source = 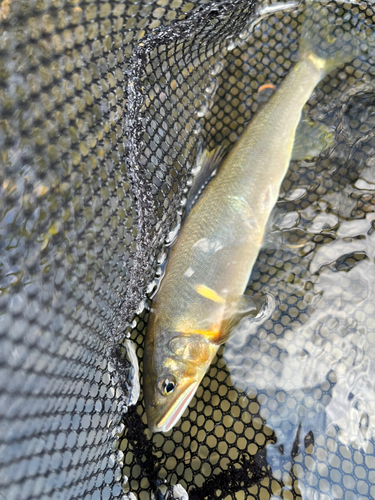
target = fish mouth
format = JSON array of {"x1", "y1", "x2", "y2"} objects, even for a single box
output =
[{"x1": 152, "y1": 382, "x2": 199, "y2": 433}]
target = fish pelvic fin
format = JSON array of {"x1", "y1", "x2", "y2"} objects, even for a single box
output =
[
  {"x1": 227, "y1": 196, "x2": 260, "y2": 232},
  {"x1": 299, "y1": 1, "x2": 367, "y2": 79},
  {"x1": 185, "y1": 146, "x2": 227, "y2": 216}
]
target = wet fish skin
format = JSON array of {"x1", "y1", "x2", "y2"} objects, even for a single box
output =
[{"x1": 143, "y1": 3, "x2": 362, "y2": 433}]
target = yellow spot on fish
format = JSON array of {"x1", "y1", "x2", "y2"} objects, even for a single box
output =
[
  {"x1": 195, "y1": 284, "x2": 226, "y2": 304},
  {"x1": 184, "y1": 323, "x2": 221, "y2": 342},
  {"x1": 306, "y1": 52, "x2": 326, "y2": 71}
]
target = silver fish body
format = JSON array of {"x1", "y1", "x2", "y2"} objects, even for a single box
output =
[{"x1": 143, "y1": 2, "x2": 362, "y2": 433}]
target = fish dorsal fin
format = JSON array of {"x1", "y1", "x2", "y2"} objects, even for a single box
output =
[{"x1": 185, "y1": 146, "x2": 227, "y2": 217}]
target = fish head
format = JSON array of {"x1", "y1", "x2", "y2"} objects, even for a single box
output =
[{"x1": 143, "y1": 318, "x2": 218, "y2": 433}]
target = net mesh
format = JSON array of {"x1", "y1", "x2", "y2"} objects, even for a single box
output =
[{"x1": 1, "y1": 1, "x2": 375, "y2": 500}]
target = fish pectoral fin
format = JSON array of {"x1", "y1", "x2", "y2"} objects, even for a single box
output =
[
  {"x1": 213, "y1": 315, "x2": 242, "y2": 345},
  {"x1": 214, "y1": 311, "x2": 253, "y2": 345},
  {"x1": 216, "y1": 292, "x2": 276, "y2": 346},
  {"x1": 292, "y1": 114, "x2": 334, "y2": 161},
  {"x1": 235, "y1": 293, "x2": 257, "y2": 315},
  {"x1": 213, "y1": 294, "x2": 258, "y2": 346}
]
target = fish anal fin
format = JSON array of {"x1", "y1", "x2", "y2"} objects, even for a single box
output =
[{"x1": 292, "y1": 113, "x2": 334, "y2": 161}]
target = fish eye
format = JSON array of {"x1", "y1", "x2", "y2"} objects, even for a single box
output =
[{"x1": 158, "y1": 377, "x2": 176, "y2": 397}]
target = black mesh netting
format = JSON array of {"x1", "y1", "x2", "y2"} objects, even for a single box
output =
[{"x1": 2, "y1": 0, "x2": 375, "y2": 499}]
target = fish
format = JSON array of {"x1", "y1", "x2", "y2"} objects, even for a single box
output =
[{"x1": 143, "y1": 1, "x2": 364, "y2": 433}]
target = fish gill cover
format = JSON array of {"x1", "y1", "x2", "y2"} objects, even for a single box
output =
[{"x1": 1, "y1": 1, "x2": 375, "y2": 500}]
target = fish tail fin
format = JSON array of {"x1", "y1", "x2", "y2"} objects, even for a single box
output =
[{"x1": 299, "y1": 1, "x2": 366, "y2": 79}]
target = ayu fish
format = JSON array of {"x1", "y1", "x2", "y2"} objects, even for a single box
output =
[{"x1": 143, "y1": 1, "x2": 363, "y2": 432}]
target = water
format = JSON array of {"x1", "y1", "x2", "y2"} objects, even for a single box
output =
[
  {"x1": 222, "y1": 7, "x2": 375, "y2": 495},
  {"x1": 122, "y1": 339, "x2": 141, "y2": 407},
  {"x1": 123, "y1": 1, "x2": 375, "y2": 499}
]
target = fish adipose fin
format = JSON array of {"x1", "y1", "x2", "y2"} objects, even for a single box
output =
[{"x1": 300, "y1": 1, "x2": 363, "y2": 80}]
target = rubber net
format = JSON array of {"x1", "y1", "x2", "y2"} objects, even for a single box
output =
[{"x1": 1, "y1": 1, "x2": 375, "y2": 500}]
